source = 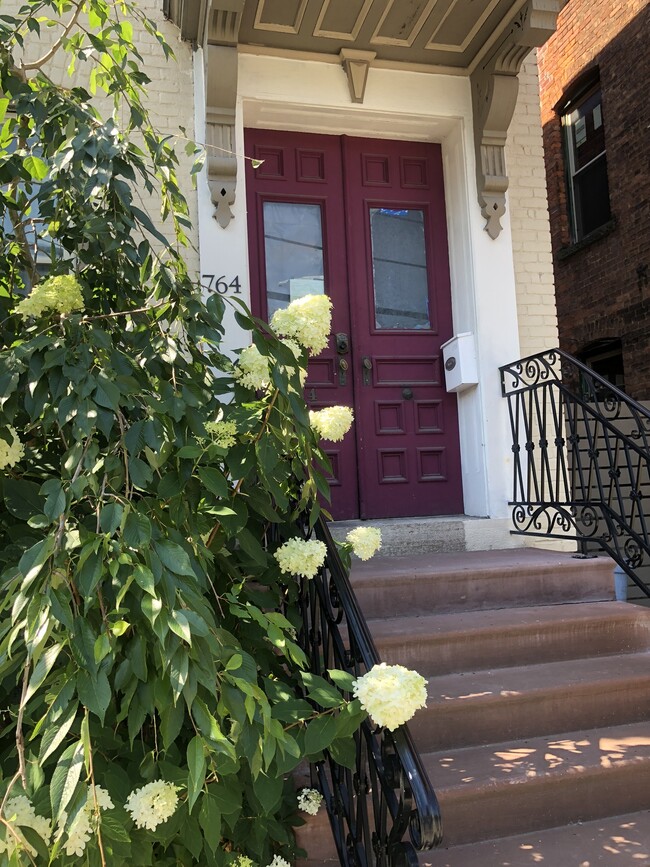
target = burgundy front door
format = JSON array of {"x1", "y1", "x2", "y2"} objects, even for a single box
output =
[{"x1": 245, "y1": 129, "x2": 463, "y2": 520}]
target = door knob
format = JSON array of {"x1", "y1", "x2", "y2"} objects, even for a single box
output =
[
  {"x1": 338, "y1": 357, "x2": 348, "y2": 386},
  {"x1": 362, "y1": 356, "x2": 372, "y2": 386}
]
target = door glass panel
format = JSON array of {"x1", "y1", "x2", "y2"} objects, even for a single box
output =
[
  {"x1": 369, "y1": 208, "x2": 430, "y2": 330},
  {"x1": 262, "y1": 201, "x2": 325, "y2": 316}
]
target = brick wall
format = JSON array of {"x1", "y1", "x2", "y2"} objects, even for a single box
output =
[
  {"x1": 6, "y1": 0, "x2": 199, "y2": 275},
  {"x1": 506, "y1": 51, "x2": 558, "y2": 359},
  {"x1": 538, "y1": 1, "x2": 650, "y2": 399}
]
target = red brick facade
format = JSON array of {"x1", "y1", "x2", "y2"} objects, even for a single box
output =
[{"x1": 538, "y1": 1, "x2": 650, "y2": 399}]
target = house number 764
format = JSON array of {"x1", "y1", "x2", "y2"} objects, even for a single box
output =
[{"x1": 202, "y1": 274, "x2": 242, "y2": 295}]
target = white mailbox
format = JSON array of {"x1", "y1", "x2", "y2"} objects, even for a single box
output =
[{"x1": 441, "y1": 332, "x2": 478, "y2": 393}]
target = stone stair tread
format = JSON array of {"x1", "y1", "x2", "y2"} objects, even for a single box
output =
[
  {"x1": 425, "y1": 650, "x2": 650, "y2": 705},
  {"x1": 351, "y1": 548, "x2": 611, "y2": 586},
  {"x1": 425, "y1": 719, "x2": 650, "y2": 795},
  {"x1": 433, "y1": 810, "x2": 650, "y2": 866},
  {"x1": 368, "y1": 600, "x2": 645, "y2": 636}
]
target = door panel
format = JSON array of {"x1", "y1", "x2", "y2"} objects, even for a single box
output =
[
  {"x1": 245, "y1": 130, "x2": 463, "y2": 520},
  {"x1": 244, "y1": 130, "x2": 360, "y2": 519}
]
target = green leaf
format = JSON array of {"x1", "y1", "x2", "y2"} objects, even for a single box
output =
[
  {"x1": 169, "y1": 610, "x2": 192, "y2": 645},
  {"x1": 123, "y1": 510, "x2": 152, "y2": 548},
  {"x1": 39, "y1": 700, "x2": 79, "y2": 763},
  {"x1": 41, "y1": 479, "x2": 66, "y2": 521},
  {"x1": 2, "y1": 478, "x2": 44, "y2": 520},
  {"x1": 329, "y1": 735, "x2": 357, "y2": 769},
  {"x1": 100, "y1": 502, "x2": 123, "y2": 534},
  {"x1": 133, "y1": 564, "x2": 156, "y2": 595},
  {"x1": 197, "y1": 466, "x2": 229, "y2": 498},
  {"x1": 50, "y1": 739, "x2": 84, "y2": 823},
  {"x1": 252, "y1": 772, "x2": 283, "y2": 814},
  {"x1": 77, "y1": 669, "x2": 111, "y2": 723},
  {"x1": 187, "y1": 736, "x2": 207, "y2": 811},
  {"x1": 198, "y1": 793, "x2": 222, "y2": 854},
  {"x1": 77, "y1": 548, "x2": 103, "y2": 597},
  {"x1": 327, "y1": 669, "x2": 357, "y2": 693},
  {"x1": 25, "y1": 643, "x2": 62, "y2": 703},
  {"x1": 23, "y1": 154, "x2": 48, "y2": 180},
  {"x1": 304, "y1": 714, "x2": 339, "y2": 756},
  {"x1": 154, "y1": 540, "x2": 195, "y2": 577}
]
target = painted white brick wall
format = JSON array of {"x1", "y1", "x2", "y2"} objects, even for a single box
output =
[
  {"x1": 506, "y1": 51, "x2": 558, "y2": 359},
  {"x1": 6, "y1": 0, "x2": 199, "y2": 275}
]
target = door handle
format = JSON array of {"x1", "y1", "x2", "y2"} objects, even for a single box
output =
[
  {"x1": 362, "y1": 356, "x2": 372, "y2": 386},
  {"x1": 338, "y1": 357, "x2": 348, "y2": 386}
]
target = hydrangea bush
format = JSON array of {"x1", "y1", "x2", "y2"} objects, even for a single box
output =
[{"x1": 0, "y1": 2, "x2": 426, "y2": 864}]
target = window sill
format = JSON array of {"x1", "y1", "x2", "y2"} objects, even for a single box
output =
[{"x1": 557, "y1": 218, "x2": 617, "y2": 261}]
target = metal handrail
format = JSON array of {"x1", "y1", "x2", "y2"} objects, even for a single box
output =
[
  {"x1": 500, "y1": 348, "x2": 650, "y2": 597},
  {"x1": 295, "y1": 517, "x2": 443, "y2": 866}
]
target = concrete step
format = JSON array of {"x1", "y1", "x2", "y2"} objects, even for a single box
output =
[
  {"x1": 351, "y1": 549, "x2": 615, "y2": 618},
  {"x1": 432, "y1": 810, "x2": 650, "y2": 866},
  {"x1": 409, "y1": 651, "x2": 650, "y2": 751},
  {"x1": 368, "y1": 601, "x2": 650, "y2": 674},
  {"x1": 426, "y1": 720, "x2": 650, "y2": 846}
]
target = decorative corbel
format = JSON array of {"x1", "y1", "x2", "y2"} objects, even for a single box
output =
[
  {"x1": 339, "y1": 49, "x2": 376, "y2": 104},
  {"x1": 205, "y1": 45, "x2": 237, "y2": 228},
  {"x1": 201, "y1": 2, "x2": 244, "y2": 228},
  {"x1": 471, "y1": 0, "x2": 564, "y2": 238}
]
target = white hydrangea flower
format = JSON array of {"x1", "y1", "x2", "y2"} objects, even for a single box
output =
[
  {"x1": 205, "y1": 419, "x2": 238, "y2": 448},
  {"x1": 125, "y1": 780, "x2": 179, "y2": 831},
  {"x1": 309, "y1": 406, "x2": 354, "y2": 442},
  {"x1": 235, "y1": 344, "x2": 270, "y2": 391},
  {"x1": 0, "y1": 795, "x2": 52, "y2": 857},
  {"x1": 16, "y1": 274, "x2": 84, "y2": 319},
  {"x1": 270, "y1": 294, "x2": 332, "y2": 356},
  {"x1": 346, "y1": 527, "x2": 382, "y2": 561},
  {"x1": 274, "y1": 538, "x2": 327, "y2": 580},
  {"x1": 297, "y1": 788, "x2": 323, "y2": 816},
  {"x1": 352, "y1": 663, "x2": 427, "y2": 731},
  {"x1": 268, "y1": 856, "x2": 291, "y2": 867},
  {"x1": 63, "y1": 786, "x2": 114, "y2": 857},
  {"x1": 0, "y1": 426, "x2": 24, "y2": 470}
]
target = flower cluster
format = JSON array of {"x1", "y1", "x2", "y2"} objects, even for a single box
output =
[
  {"x1": 0, "y1": 796, "x2": 52, "y2": 857},
  {"x1": 268, "y1": 856, "x2": 291, "y2": 867},
  {"x1": 125, "y1": 780, "x2": 179, "y2": 831},
  {"x1": 63, "y1": 786, "x2": 114, "y2": 857},
  {"x1": 352, "y1": 663, "x2": 427, "y2": 731},
  {"x1": 274, "y1": 537, "x2": 327, "y2": 580},
  {"x1": 232, "y1": 856, "x2": 254, "y2": 867},
  {"x1": 271, "y1": 294, "x2": 332, "y2": 356},
  {"x1": 346, "y1": 526, "x2": 382, "y2": 561},
  {"x1": 309, "y1": 406, "x2": 354, "y2": 442},
  {"x1": 235, "y1": 344, "x2": 270, "y2": 391},
  {"x1": 205, "y1": 419, "x2": 238, "y2": 449},
  {"x1": 0, "y1": 426, "x2": 24, "y2": 470},
  {"x1": 15, "y1": 274, "x2": 84, "y2": 319},
  {"x1": 297, "y1": 788, "x2": 323, "y2": 816}
]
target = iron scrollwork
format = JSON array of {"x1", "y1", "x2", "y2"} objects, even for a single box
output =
[
  {"x1": 500, "y1": 348, "x2": 650, "y2": 598},
  {"x1": 292, "y1": 518, "x2": 442, "y2": 866}
]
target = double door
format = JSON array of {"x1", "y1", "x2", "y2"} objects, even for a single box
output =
[{"x1": 245, "y1": 130, "x2": 462, "y2": 520}]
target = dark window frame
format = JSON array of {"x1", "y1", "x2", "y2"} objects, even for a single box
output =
[{"x1": 559, "y1": 74, "x2": 611, "y2": 243}]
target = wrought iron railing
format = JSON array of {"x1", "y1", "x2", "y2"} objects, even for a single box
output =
[
  {"x1": 500, "y1": 348, "x2": 650, "y2": 597},
  {"x1": 295, "y1": 517, "x2": 442, "y2": 866}
]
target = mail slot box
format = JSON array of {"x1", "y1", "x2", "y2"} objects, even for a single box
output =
[{"x1": 440, "y1": 332, "x2": 478, "y2": 393}]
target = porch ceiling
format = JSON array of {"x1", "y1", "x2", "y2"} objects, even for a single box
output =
[
  {"x1": 236, "y1": 0, "x2": 522, "y2": 73},
  {"x1": 164, "y1": 0, "x2": 565, "y2": 237}
]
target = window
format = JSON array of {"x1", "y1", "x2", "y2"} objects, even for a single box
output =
[
  {"x1": 561, "y1": 80, "x2": 611, "y2": 242},
  {"x1": 578, "y1": 339, "x2": 625, "y2": 394}
]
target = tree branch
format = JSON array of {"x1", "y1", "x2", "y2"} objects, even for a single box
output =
[{"x1": 20, "y1": 1, "x2": 83, "y2": 73}]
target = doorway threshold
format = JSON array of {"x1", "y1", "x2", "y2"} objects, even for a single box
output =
[{"x1": 328, "y1": 515, "x2": 522, "y2": 557}]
